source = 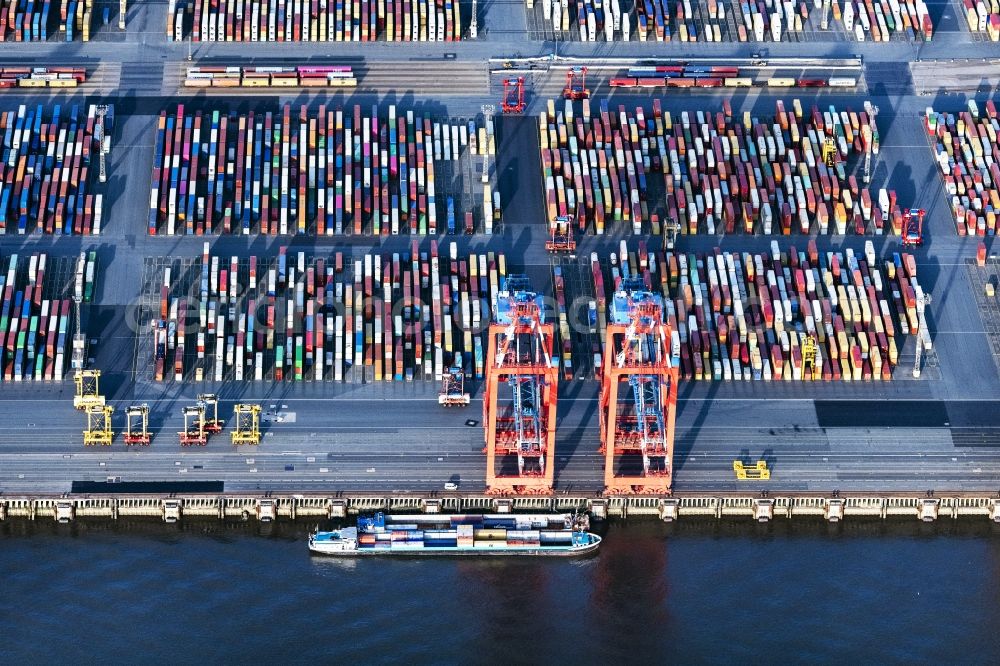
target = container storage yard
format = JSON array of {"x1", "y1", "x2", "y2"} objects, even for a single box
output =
[
  {"x1": 0, "y1": 103, "x2": 113, "y2": 235},
  {"x1": 0, "y1": 0, "x2": 103, "y2": 41},
  {"x1": 525, "y1": 0, "x2": 932, "y2": 42},
  {"x1": 961, "y1": 0, "x2": 1000, "y2": 40},
  {"x1": 925, "y1": 100, "x2": 1000, "y2": 236},
  {"x1": 167, "y1": 0, "x2": 465, "y2": 41},
  {"x1": 139, "y1": 243, "x2": 509, "y2": 383},
  {"x1": 539, "y1": 98, "x2": 900, "y2": 236},
  {"x1": 582, "y1": 241, "x2": 929, "y2": 382},
  {"x1": 1, "y1": 0, "x2": 1000, "y2": 499},
  {"x1": 148, "y1": 104, "x2": 499, "y2": 235},
  {"x1": 0, "y1": 252, "x2": 96, "y2": 382}
]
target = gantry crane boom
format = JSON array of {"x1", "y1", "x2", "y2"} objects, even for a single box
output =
[
  {"x1": 483, "y1": 275, "x2": 558, "y2": 494},
  {"x1": 599, "y1": 276, "x2": 678, "y2": 494}
]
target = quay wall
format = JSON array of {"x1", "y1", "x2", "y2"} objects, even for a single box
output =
[{"x1": 3, "y1": 492, "x2": 1000, "y2": 524}]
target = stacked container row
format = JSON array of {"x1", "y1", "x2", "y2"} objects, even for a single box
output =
[
  {"x1": 168, "y1": 0, "x2": 462, "y2": 42},
  {"x1": 925, "y1": 100, "x2": 1000, "y2": 236},
  {"x1": 551, "y1": 264, "x2": 574, "y2": 380},
  {"x1": 529, "y1": 0, "x2": 930, "y2": 42},
  {"x1": 0, "y1": 253, "x2": 76, "y2": 381},
  {"x1": 73, "y1": 251, "x2": 98, "y2": 303},
  {"x1": 184, "y1": 65, "x2": 357, "y2": 89},
  {"x1": 837, "y1": 0, "x2": 932, "y2": 41},
  {"x1": 0, "y1": 67, "x2": 86, "y2": 89},
  {"x1": 589, "y1": 240, "x2": 927, "y2": 382},
  {"x1": 149, "y1": 242, "x2": 507, "y2": 383},
  {"x1": 540, "y1": 98, "x2": 902, "y2": 236},
  {"x1": 0, "y1": 104, "x2": 109, "y2": 234},
  {"x1": 148, "y1": 103, "x2": 498, "y2": 236},
  {"x1": 0, "y1": 0, "x2": 97, "y2": 41},
  {"x1": 610, "y1": 64, "x2": 858, "y2": 89},
  {"x1": 962, "y1": 0, "x2": 1000, "y2": 39}
]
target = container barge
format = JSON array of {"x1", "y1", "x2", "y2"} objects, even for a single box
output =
[
  {"x1": 183, "y1": 65, "x2": 357, "y2": 89},
  {"x1": 540, "y1": 98, "x2": 900, "y2": 236},
  {"x1": 0, "y1": 252, "x2": 84, "y2": 382},
  {"x1": 583, "y1": 240, "x2": 927, "y2": 382},
  {"x1": 147, "y1": 242, "x2": 506, "y2": 383},
  {"x1": 0, "y1": 104, "x2": 111, "y2": 235},
  {"x1": 925, "y1": 100, "x2": 1000, "y2": 236},
  {"x1": 527, "y1": 0, "x2": 931, "y2": 42},
  {"x1": 148, "y1": 103, "x2": 498, "y2": 235},
  {"x1": 308, "y1": 512, "x2": 602, "y2": 556},
  {"x1": 0, "y1": 0, "x2": 99, "y2": 41},
  {"x1": 168, "y1": 0, "x2": 463, "y2": 42}
]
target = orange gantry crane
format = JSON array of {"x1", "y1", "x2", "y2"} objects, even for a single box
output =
[
  {"x1": 483, "y1": 275, "x2": 559, "y2": 494},
  {"x1": 599, "y1": 278, "x2": 678, "y2": 494}
]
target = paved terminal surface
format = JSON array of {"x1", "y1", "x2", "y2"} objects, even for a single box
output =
[{"x1": 1, "y1": 0, "x2": 1000, "y2": 495}]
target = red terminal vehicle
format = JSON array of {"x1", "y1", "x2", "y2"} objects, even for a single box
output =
[
  {"x1": 902, "y1": 208, "x2": 925, "y2": 247},
  {"x1": 501, "y1": 77, "x2": 525, "y2": 114},
  {"x1": 545, "y1": 215, "x2": 576, "y2": 253},
  {"x1": 563, "y1": 67, "x2": 589, "y2": 100}
]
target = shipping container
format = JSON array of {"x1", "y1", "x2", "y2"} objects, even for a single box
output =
[
  {"x1": 0, "y1": 103, "x2": 111, "y2": 235},
  {"x1": 589, "y1": 242, "x2": 923, "y2": 382},
  {"x1": 539, "y1": 98, "x2": 900, "y2": 237},
  {"x1": 170, "y1": 0, "x2": 462, "y2": 41},
  {"x1": 926, "y1": 101, "x2": 1000, "y2": 236},
  {"x1": 148, "y1": 103, "x2": 497, "y2": 235},
  {"x1": 0, "y1": 0, "x2": 103, "y2": 42},
  {"x1": 148, "y1": 245, "x2": 508, "y2": 383},
  {"x1": 526, "y1": 0, "x2": 931, "y2": 42},
  {"x1": 0, "y1": 252, "x2": 74, "y2": 381}
]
